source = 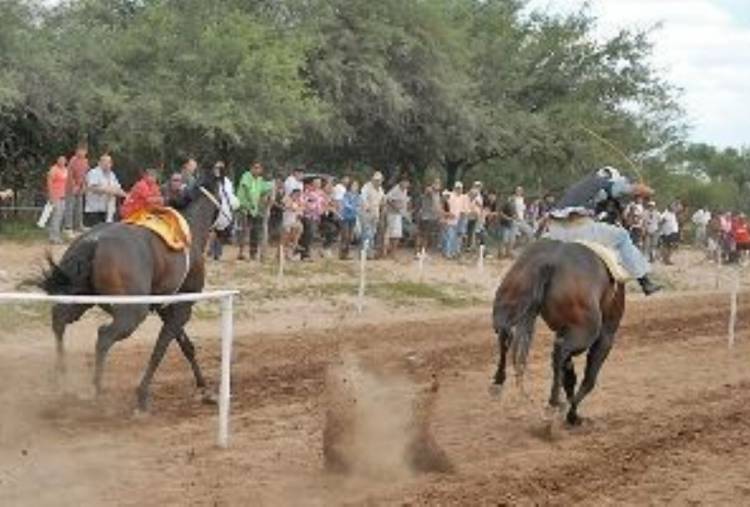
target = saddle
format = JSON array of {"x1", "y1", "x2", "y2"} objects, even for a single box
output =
[
  {"x1": 122, "y1": 206, "x2": 192, "y2": 251},
  {"x1": 575, "y1": 240, "x2": 631, "y2": 283}
]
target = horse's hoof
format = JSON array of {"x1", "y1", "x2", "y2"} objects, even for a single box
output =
[
  {"x1": 200, "y1": 389, "x2": 218, "y2": 405},
  {"x1": 488, "y1": 383, "x2": 504, "y2": 399},
  {"x1": 566, "y1": 412, "x2": 583, "y2": 427},
  {"x1": 133, "y1": 407, "x2": 150, "y2": 419}
]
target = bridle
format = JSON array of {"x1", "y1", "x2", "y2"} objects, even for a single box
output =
[{"x1": 199, "y1": 185, "x2": 233, "y2": 225}]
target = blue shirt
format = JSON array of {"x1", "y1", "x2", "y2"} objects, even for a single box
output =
[{"x1": 341, "y1": 191, "x2": 361, "y2": 222}]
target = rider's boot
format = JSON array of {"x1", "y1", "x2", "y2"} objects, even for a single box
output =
[{"x1": 638, "y1": 275, "x2": 662, "y2": 296}]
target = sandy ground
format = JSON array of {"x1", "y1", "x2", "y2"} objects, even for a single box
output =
[{"x1": 0, "y1": 242, "x2": 749, "y2": 505}]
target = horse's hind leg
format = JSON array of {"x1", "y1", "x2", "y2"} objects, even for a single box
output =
[
  {"x1": 52, "y1": 303, "x2": 90, "y2": 377},
  {"x1": 566, "y1": 333, "x2": 614, "y2": 426},
  {"x1": 94, "y1": 304, "x2": 149, "y2": 396},
  {"x1": 562, "y1": 357, "x2": 577, "y2": 405},
  {"x1": 489, "y1": 328, "x2": 511, "y2": 398},
  {"x1": 549, "y1": 334, "x2": 571, "y2": 409}
]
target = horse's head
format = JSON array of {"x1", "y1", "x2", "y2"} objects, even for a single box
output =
[
  {"x1": 175, "y1": 163, "x2": 224, "y2": 229},
  {"x1": 196, "y1": 163, "x2": 224, "y2": 201}
]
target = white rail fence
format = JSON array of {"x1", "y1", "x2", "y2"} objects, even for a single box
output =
[{"x1": 0, "y1": 290, "x2": 239, "y2": 448}]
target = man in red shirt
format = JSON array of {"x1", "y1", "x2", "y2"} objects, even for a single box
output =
[
  {"x1": 120, "y1": 168, "x2": 164, "y2": 220},
  {"x1": 64, "y1": 144, "x2": 90, "y2": 235},
  {"x1": 732, "y1": 213, "x2": 750, "y2": 249}
]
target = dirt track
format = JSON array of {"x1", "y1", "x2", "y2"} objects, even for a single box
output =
[{"x1": 1, "y1": 290, "x2": 749, "y2": 506}]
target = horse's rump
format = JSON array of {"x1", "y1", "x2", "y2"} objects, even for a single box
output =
[{"x1": 573, "y1": 240, "x2": 631, "y2": 283}]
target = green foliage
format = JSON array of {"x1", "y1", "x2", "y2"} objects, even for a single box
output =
[{"x1": 0, "y1": 0, "x2": 739, "y2": 212}]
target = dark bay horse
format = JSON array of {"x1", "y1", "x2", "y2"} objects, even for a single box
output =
[
  {"x1": 491, "y1": 239, "x2": 625, "y2": 426},
  {"x1": 38, "y1": 169, "x2": 222, "y2": 411}
]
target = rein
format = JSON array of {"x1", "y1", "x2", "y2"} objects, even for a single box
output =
[{"x1": 199, "y1": 185, "x2": 233, "y2": 226}]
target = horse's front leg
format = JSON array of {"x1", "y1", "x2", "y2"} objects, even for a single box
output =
[{"x1": 567, "y1": 333, "x2": 614, "y2": 426}]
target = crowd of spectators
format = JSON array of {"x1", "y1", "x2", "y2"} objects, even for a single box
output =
[
  {"x1": 622, "y1": 198, "x2": 750, "y2": 265},
  {"x1": 27, "y1": 148, "x2": 750, "y2": 267}
]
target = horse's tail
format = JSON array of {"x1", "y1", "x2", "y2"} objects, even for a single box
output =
[
  {"x1": 494, "y1": 263, "x2": 554, "y2": 378},
  {"x1": 37, "y1": 239, "x2": 98, "y2": 295}
]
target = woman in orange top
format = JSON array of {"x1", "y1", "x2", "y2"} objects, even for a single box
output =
[
  {"x1": 120, "y1": 168, "x2": 164, "y2": 220},
  {"x1": 47, "y1": 156, "x2": 68, "y2": 244}
]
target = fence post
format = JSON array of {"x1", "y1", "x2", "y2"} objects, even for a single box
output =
[
  {"x1": 728, "y1": 267, "x2": 740, "y2": 348},
  {"x1": 418, "y1": 247, "x2": 426, "y2": 282},
  {"x1": 218, "y1": 294, "x2": 234, "y2": 448},
  {"x1": 478, "y1": 244, "x2": 485, "y2": 274},
  {"x1": 357, "y1": 240, "x2": 368, "y2": 314}
]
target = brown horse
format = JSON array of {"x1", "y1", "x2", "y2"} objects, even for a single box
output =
[
  {"x1": 491, "y1": 239, "x2": 625, "y2": 426},
  {"x1": 38, "y1": 168, "x2": 222, "y2": 411}
]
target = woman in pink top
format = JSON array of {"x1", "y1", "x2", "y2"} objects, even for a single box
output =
[{"x1": 47, "y1": 156, "x2": 68, "y2": 244}]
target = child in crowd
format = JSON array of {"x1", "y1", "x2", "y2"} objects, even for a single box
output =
[{"x1": 282, "y1": 188, "x2": 304, "y2": 259}]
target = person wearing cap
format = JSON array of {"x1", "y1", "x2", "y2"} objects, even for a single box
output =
[
  {"x1": 511, "y1": 186, "x2": 534, "y2": 244},
  {"x1": 284, "y1": 167, "x2": 305, "y2": 196},
  {"x1": 659, "y1": 201, "x2": 680, "y2": 265},
  {"x1": 360, "y1": 171, "x2": 385, "y2": 255},
  {"x1": 643, "y1": 200, "x2": 661, "y2": 262},
  {"x1": 466, "y1": 181, "x2": 484, "y2": 250},
  {"x1": 415, "y1": 180, "x2": 442, "y2": 255},
  {"x1": 442, "y1": 182, "x2": 465, "y2": 258},
  {"x1": 691, "y1": 206, "x2": 711, "y2": 247},
  {"x1": 545, "y1": 166, "x2": 661, "y2": 295},
  {"x1": 384, "y1": 176, "x2": 410, "y2": 258}
]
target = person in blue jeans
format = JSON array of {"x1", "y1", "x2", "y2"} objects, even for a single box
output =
[
  {"x1": 544, "y1": 166, "x2": 661, "y2": 295},
  {"x1": 339, "y1": 180, "x2": 361, "y2": 259}
]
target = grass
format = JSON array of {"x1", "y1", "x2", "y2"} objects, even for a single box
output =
[
  {"x1": 0, "y1": 219, "x2": 47, "y2": 243},
  {"x1": 0, "y1": 302, "x2": 52, "y2": 334},
  {"x1": 371, "y1": 281, "x2": 483, "y2": 308},
  {"x1": 192, "y1": 279, "x2": 480, "y2": 320}
]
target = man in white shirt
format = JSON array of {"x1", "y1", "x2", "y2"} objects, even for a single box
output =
[
  {"x1": 333, "y1": 176, "x2": 349, "y2": 202},
  {"x1": 511, "y1": 186, "x2": 534, "y2": 242},
  {"x1": 625, "y1": 197, "x2": 645, "y2": 247},
  {"x1": 660, "y1": 204, "x2": 680, "y2": 265},
  {"x1": 360, "y1": 171, "x2": 385, "y2": 255},
  {"x1": 385, "y1": 177, "x2": 410, "y2": 257},
  {"x1": 84, "y1": 155, "x2": 125, "y2": 226},
  {"x1": 283, "y1": 168, "x2": 304, "y2": 196},
  {"x1": 642, "y1": 200, "x2": 661, "y2": 262},
  {"x1": 691, "y1": 207, "x2": 711, "y2": 247}
]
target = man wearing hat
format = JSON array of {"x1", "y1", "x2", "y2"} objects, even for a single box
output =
[
  {"x1": 443, "y1": 182, "x2": 466, "y2": 258},
  {"x1": 545, "y1": 166, "x2": 661, "y2": 295},
  {"x1": 643, "y1": 200, "x2": 661, "y2": 262},
  {"x1": 360, "y1": 171, "x2": 385, "y2": 255}
]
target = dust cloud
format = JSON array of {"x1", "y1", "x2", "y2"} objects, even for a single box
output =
[{"x1": 322, "y1": 353, "x2": 453, "y2": 479}]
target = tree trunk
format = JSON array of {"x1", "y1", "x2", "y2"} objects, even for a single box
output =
[{"x1": 444, "y1": 159, "x2": 463, "y2": 190}]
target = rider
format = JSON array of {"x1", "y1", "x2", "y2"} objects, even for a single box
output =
[
  {"x1": 544, "y1": 166, "x2": 662, "y2": 296},
  {"x1": 120, "y1": 168, "x2": 164, "y2": 220}
]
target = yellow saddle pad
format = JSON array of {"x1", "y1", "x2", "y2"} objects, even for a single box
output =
[
  {"x1": 574, "y1": 240, "x2": 631, "y2": 283},
  {"x1": 123, "y1": 207, "x2": 192, "y2": 251}
]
